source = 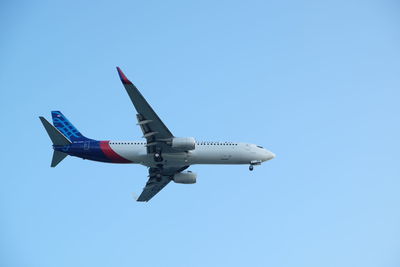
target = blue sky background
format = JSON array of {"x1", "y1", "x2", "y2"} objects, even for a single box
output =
[{"x1": 1, "y1": 0, "x2": 400, "y2": 266}]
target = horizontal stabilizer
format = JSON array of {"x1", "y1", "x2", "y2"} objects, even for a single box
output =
[
  {"x1": 51, "y1": 151, "x2": 68, "y2": 167},
  {"x1": 39, "y1": 116, "x2": 71, "y2": 146}
]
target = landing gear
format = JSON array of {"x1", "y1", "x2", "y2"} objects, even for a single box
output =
[
  {"x1": 155, "y1": 173, "x2": 162, "y2": 182},
  {"x1": 150, "y1": 167, "x2": 163, "y2": 182},
  {"x1": 154, "y1": 152, "x2": 163, "y2": 162},
  {"x1": 249, "y1": 160, "x2": 261, "y2": 171}
]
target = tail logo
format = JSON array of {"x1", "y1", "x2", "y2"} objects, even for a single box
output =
[{"x1": 51, "y1": 111, "x2": 88, "y2": 141}]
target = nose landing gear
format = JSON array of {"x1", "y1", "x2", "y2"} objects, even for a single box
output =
[{"x1": 249, "y1": 160, "x2": 262, "y2": 171}]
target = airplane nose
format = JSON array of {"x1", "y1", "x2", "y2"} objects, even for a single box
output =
[
  {"x1": 270, "y1": 152, "x2": 276, "y2": 159},
  {"x1": 262, "y1": 150, "x2": 275, "y2": 161}
]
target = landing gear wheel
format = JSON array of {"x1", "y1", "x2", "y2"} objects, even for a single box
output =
[
  {"x1": 249, "y1": 165, "x2": 254, "y2": 171},
  {"x1": 155, "y1": 173, "x2": 162, "y2": 182},
  {"x1": 154, "y1": 152, "x2": 163, "y2": 162}
]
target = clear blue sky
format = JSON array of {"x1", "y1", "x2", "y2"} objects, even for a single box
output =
[{"x1": 1, "y1": 1, "x2": 400, "y2": 266}]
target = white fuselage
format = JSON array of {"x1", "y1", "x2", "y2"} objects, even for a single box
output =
[{"x1": 108, "y1": 141, "x2": 275, "y2": 168}]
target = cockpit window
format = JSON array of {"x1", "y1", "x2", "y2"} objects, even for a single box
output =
[{"x1": 257, "y1": 146, "x2": 264, "y2": 149}]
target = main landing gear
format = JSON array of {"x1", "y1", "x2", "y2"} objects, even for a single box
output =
[
  {"x1": 150, "y1": 166, "x2": 163, "y2": 182},
  {"x1": 154, "y1": 152, "x2": 163, "y2": 162},
  {"x1": 153, "y1": 150, "x2": 165, "y2": 181},
  {"x1": 155, "y1": 173, "x2": 162, "y2": 182},
  {"x1": 249, "y1": 165, "x2": 254, "y2": 171}
]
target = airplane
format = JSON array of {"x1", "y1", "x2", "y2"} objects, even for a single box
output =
[{"x1": 39, "y1": 67, "x2": 275, "y2": 202}]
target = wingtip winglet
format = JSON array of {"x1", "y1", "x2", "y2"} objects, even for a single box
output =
[{"x1": 116, "y1": 66, "x2": 132, "y2": 84}]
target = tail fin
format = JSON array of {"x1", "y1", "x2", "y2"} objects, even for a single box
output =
[
  {"x1": 51, "y1": 111, "x2": 90, "y2": 142},
  {"x1": 39, "y1": 116, "x2": 71, "y2": 167}
]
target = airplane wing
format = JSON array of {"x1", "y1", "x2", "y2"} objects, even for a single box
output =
[
  {"x1": 137, "y1": 166, "x2": 189, "y2": 202},
  {"x1": 116, "y1": 67, "x2": 175, "y2": 154}
]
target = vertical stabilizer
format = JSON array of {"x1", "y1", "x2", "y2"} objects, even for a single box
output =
[{"x1": 51, "y1": 111, "x2": 90, "y2": 141}]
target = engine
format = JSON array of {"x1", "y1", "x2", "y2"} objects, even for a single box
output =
[
  {"x1": 171, "y1": 137, "x2": 196, "y2": 151},
  {"x1": 173, "y1": 172, "x2": 197, "y2": 184}
]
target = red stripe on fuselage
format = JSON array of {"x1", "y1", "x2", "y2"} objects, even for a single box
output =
[{"x1": 100, "y1": 141, "x2": 131, "y2": 163}]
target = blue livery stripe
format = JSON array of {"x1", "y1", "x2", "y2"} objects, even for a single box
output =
[{"x1": 51, "y1": 111, "x2": 90, "y2": 142}]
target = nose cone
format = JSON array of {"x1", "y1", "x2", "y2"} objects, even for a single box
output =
[{"x1": 262, "y1": 150, "x2": 275, "y2": 162}]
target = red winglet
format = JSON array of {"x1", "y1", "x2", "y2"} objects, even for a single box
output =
[{"x1": 116, "y1": 67, "x2": 132, "y2": 84}]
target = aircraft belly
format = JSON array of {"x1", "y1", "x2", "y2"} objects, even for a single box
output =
[
  {"x1": 189, "y1": 148, "x2": 250, "y2": 165},
  {"x1": 162, "y1": 153, "x2": 188, "y2": 167},
  {"x1": 106, "y1": 145, "x2": 260, "y2": 166}
]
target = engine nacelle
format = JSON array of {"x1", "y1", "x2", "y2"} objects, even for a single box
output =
[
  {"x1": 173, "y1": 172, "x2": 197, "y2": 184},
  {"x1": 171, "y1": 137, "x2": 196, "y2": 151}
]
